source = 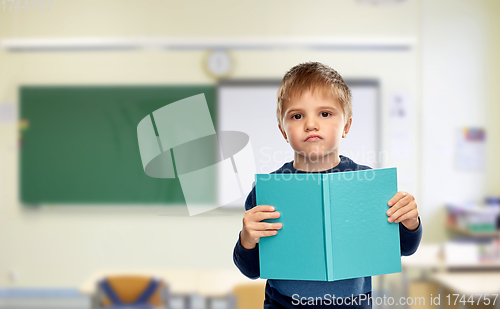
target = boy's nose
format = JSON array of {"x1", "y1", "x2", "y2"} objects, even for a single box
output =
[{"x1": 305, "y1": 118, "x2": 319, "y2": 131}]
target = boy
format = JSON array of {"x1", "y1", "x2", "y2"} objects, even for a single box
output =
[{"x1": 233, "y1": 62, "x2": 422, "y2": 308}]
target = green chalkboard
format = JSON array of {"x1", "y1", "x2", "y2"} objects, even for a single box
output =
[{"x1": 20, "y1": 85, "x2": 217, "y2": 205}]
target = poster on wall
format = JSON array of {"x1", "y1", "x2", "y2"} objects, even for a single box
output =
[{"x1": 456, "y1": 127, "x2": 485, "y2": 171}]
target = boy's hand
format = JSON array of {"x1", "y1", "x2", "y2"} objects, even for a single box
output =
[
  {"x1": 387, "y1": 191, "x2": 420, "y2": 231},
  {"x1": 240, "y1": 205, "x2": 282, "y2": 250}
]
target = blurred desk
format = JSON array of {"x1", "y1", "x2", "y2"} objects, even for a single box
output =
[
  {"x1": 401, "y1": 244, "x2": 443, "y2": 271},
  {"x1": 402, "y1": 245, "x2": 500, "y2": 309},
  {"x1": 79, "y1": 269, "x2": 265, "y2": 309},
  {"x1": 431, "y1": 272, "x2": 500, "y2": 309}
]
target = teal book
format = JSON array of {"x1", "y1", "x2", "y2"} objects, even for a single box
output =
[{"x1": 256, "y1": 167, "x2": 401, "y2": 281}]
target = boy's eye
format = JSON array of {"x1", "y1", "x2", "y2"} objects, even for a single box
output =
[
  {"x1": 292, "y1": 114, "x2": 302, "y2": 120},
  {"x1": 321, "y1": 112, "x2": 331, "y2": 117}
]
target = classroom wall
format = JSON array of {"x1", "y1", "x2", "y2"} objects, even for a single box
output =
[
  {"x1": 486, "y1": 1, "x2": 500, "y2": 196},
  {"x1": 420, "y1": 0, "x2": 500, "y2": 242},
  {"x1": 0, "y1": 0, "x2": 497, "y2": 287}
]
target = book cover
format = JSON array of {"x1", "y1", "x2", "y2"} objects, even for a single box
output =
[{"x1": 256, "y1": 167, "x2": 401, "y2": 281}]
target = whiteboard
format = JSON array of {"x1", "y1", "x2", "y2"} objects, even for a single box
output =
[{"x1": 217, "y1": 79, "x2": 380, "y2": 208}]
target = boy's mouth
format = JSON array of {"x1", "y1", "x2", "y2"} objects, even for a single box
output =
[{"x1": 304, "y1": 134, "x2": 322, "y2": 142}]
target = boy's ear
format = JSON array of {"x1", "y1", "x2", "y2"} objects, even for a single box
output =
[
  {"x1": 342, "y1": 118, "x2": 352, "y2": 138},
  {"x1": 278, "y1": 123, "x2": 288, "y2": 142}
]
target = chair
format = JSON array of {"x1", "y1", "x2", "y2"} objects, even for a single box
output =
[
  {"x1": 230, "y1": 282, "x2": 266, "y2": 309},
  {"x1": 92, "y1": 275, "x2": 170, "y2": 309}
]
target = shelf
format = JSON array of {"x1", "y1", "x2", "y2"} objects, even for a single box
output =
[{"x1": 447, "y1": 223, "x2": 500, "y2": 238}]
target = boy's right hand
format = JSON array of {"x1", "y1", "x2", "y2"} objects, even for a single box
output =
[{"x1": 240, "y1": 205, "x2": 282, "y2": 250}]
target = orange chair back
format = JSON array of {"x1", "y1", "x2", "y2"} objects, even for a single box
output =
[{"x1": 99, "y1": 275, "x2": 166, "y2": 307}]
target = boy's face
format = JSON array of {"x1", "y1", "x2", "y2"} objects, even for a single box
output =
[{"x1": 278, "y1": 90, "x2": 352, "y2": 165}]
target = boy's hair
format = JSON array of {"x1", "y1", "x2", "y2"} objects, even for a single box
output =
[{"x1": 276, "y1": 62, "x2": 352, "y2": 127}]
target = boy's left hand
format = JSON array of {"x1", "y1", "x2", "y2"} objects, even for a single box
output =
[{"x1": 387, "y1": 192, "x2": 420, "y2": 231}]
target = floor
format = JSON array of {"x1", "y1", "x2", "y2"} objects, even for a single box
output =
[
  {"x1": 0, "y1": 287, "x2": 402, "y2": 309},
  {"x1": 0, "y1": 289, "x2": 229, "y2": 309}
]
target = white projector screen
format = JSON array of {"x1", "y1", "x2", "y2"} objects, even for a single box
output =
[{"x1": 217, "y1": 79, "x2": 380, "y2": 208}]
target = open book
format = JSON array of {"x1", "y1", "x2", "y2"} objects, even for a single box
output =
[{"x1": 256, "y1": 167, "x2": 401, "y2": 281}]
